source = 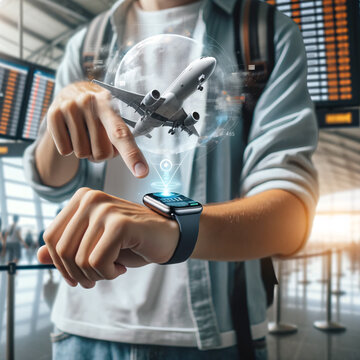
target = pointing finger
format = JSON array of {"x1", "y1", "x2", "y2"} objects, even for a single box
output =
[{"x1": 98, "y1": 105, "x2": 149, "y2": 178}]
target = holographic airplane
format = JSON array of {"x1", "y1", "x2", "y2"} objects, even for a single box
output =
[{"x1": 93, "y1": 56, "x2": 216, "y2": 138}]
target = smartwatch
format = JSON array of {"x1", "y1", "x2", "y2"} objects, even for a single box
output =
[{"x1": 143, "y1": 192, "x2": 203, "y2": 265}]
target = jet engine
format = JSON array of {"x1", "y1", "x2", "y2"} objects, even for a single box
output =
[
  {"x1": 141, "y1": 89, "x2": 160, "y2": 108},
  {"x1": 184, "y1": 112, "x2": 200, "y2": 127}
]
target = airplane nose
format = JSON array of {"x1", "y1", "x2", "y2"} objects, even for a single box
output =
[{"x1": 206, "y1": 57, "x2": 216, "y2": 76}]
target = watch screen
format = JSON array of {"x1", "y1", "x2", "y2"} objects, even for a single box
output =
[{"x1": 151, "y1": 192, "x2": 200, "y2": 208}]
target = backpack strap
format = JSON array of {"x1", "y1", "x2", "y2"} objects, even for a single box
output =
[
  {"x1": 234, "y1": 0, "x2": 275, "y2": 143},
  {"x1": 231, "y1": 2, "x2": 278, "y2": 358},
  {"x1": 81, "y1": 10, "x2": 113, "y2": 80},
  {"x1": 236, "y1": 0, "x2": 278, "y2": 307}
]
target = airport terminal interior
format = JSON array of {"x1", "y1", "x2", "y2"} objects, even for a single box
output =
[{"x1": 0, "y1": 0, "x2": 360, "y2": 359}]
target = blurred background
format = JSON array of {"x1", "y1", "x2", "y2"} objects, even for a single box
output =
[{"x1": 0, "y1": 0, "x2": 359, "y2": 359}]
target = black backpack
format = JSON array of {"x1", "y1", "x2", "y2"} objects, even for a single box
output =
[{"x1": 80, "y1": 0, "x2": 278, "y2": 358}]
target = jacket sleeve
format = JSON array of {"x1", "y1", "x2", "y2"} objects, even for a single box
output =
[
  {"x1": 240, "y1": 11, "x2": 319, "y2": 243},
  {"x1": 23, "y1": 28, "x2": 92, "y2": 203}
]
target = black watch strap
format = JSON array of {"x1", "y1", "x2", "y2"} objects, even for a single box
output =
[{"x1": 161, "y1": 212, "x2": 202, "y2": 265}]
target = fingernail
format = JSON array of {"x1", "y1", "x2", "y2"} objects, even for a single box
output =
[
  {"x1": 134, "y1": 162, "x2": 147, "y2": 177},
  {"x1": 65, "y1": 279, "x2": 77, "y2": 287}
]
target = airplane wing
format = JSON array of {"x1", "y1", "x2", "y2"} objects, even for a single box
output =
[
  {"x1": 155, "y1": 108, "x2": 200, "y2": 137},
  {"x1": 122, "y1": 116, "x2": 152, "y2": 139},
  {"x1": 92, "y1": 79, "x2": 146, "y2": 115},
  {"x1": 183, "y1": 124, "x2": 199, "y2": 137}
]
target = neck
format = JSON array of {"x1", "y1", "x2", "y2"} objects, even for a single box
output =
[{"x1": 137, "y1": 0, "x2": 198, "y2": 11}]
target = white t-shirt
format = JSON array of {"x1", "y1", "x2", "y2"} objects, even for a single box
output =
[{"x1": 52, "y1": 1, "x2": 225, "y2": 348}]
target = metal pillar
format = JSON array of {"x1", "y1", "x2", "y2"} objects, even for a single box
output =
[
  {"x1": 314, "y1": 250, "x2": 346, "y2": 332},
  {"x1": 18, "y1": 0, "x2": 24, "y2": 59},
  {"x1": 318, "y1": 251, "x2": 327, "y2": 283},
  {"x1": 268, "y1": 260, "x2": 298, "y2": 335},
  {"x1": 298, "y1": 257, "x2": 311, "y2": 285},
  {"x1": 6, "y1": 262, "x2": 16, "y2": 360},
  {"x1": 332, "y1": 249, "x2": 346, "y2": 296}
]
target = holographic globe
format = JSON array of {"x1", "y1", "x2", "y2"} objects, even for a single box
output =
[{"x1": 105, "y1": 34, "x2": 241, "y2": 157}]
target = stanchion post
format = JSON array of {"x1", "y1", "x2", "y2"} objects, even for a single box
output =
[
  {"x1": 318, "y1": 250, "x2": 327, "y2": 283},
  {"x1": 299, "y1": 256, "x2": 311, "y2": 285},
  {"x1": 332, "y1": 249, "x2": 345, "y2": 296},
  {"x1": 314, "y1": 250, "x2": 346, "y2": 332},
  {"x1": 6, "y1": 262, "x2": 16, "y2": 360},
  {"x1": 268, "y1": 260, "x2": 298, "y2": 335}
]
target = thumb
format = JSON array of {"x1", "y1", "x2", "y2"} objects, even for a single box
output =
[
  {"x1": 37, "y1": 245, "x2": 53, "y2": 264},
  {"x1": 100, "y1": 109, "x2": 149, "y2": 178}
]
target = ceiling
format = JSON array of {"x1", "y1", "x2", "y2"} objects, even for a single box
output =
[
  {"x1": 0, "y1": 0, "x2": 359, "y2": 204},
  {"x1": 0, "y1": 0, "x2": 118, "y2": 68}
]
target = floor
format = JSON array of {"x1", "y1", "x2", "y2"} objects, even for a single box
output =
[
  {"x1": 0, "y1": 244, "x2": 359, "y2": 360},
  {"x1": 267, "y1": 243, "x2": 360, "y2": 360}
]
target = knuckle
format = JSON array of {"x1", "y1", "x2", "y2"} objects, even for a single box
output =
[
  {"x1": 82, "y1": 189, "x2": 103, "y2": 205},
  {"x1": 42, "y1": 229, "x2": 52, "y2": 244},
  {"x1": 88, "y1": 253, "x2": 101, "y2": 269},
  {"x1": 124, "y1": 147, "x2": 141, "y2": 161},
  {"x1": 75, "y1": 187, "x2": 91, "y2": 199},
  {"x1": 92, "y1": 150, "x2": 111, "y2": 161},
  {"x1": 47, "y1": 106, "x2": 62, "y2": 123},
  {"x1": 57, "y1": 145, "x2": 73, "y2": 156},
  {"x1": 111, "y1": 125, "x2": 131, "y2": 141},
  {"x1": 74, "y1": 150, "x2": 91, "y2": 159},
  {"x1": 77, "y1": 93, "x2": 94, "y2": 109},
  {"x1": 56, "y1": 243, "x2": 70, "y2": 259},
  {"x1": 75, "y1": 254, "x2": 88, "y2": 269},
  {"x1": 61, "y1": 100, "x2": 78, "y2": 115}
]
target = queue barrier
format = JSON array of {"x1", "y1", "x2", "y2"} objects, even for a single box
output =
[
  {"x1": 0, "y1": 263, "x2": 56, "y2": 360},
  {"x1": 268, "y1": 250, "x2": 347, "y2": 336},
  {"x1": 0, "y1": 248, "x2": 350, "y2": 359}
]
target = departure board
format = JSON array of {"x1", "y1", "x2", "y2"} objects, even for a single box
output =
[
  {"x1": 0, "y1": 53, "x2": 55, "y2": 141},
  {"x1": 266, "y1": 0, "x2": 360, "y2": 108},
  {"x1": 0, "y1": 59, "x2": 28, "y2": 138},
  {"x1": 22, "y1": 70, "x2": 55, "y2": 140}
]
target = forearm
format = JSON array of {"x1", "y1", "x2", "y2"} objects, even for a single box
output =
[
  {"x1": 35, "y1": 130, "x2": 79, "y2": 187},
  {"x1": 192, "y1": 189, "x2": 308, "y2": 261}
]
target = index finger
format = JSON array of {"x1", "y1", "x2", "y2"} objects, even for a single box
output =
[{"x1": 98, "y1": 104, "x2": 149, "y2": 178}]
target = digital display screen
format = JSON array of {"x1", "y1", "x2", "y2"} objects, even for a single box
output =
[
  {"x1": 22, "y1": 70, "x2": 55, "y2": 140},
  {"x1": 0, "y1": 59, "x2": 28, "y2": 138},
  {"x1": 152, "y1": 192, "x2": 200, "y2": 208},
  {"x1": 0, "y1": 53, "x2": 55, "y2": 141},
  {"x1": 316, "y1": 108, "x2": 359, "y2": 127},
  {"x1": 266, "y1": 0, "x2": 359, "y2": 107}
]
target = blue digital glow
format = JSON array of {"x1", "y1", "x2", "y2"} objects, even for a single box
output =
[
  {"x1": 156, "y1": 191, "x2": 174, "y2": 198},
  {"x1": 160, "y1": 158, "x2": 173, "y2": 172}
]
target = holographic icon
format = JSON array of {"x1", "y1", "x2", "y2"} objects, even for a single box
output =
[{"x1": 160, "y1": 158, "x2": 173, "y2": 172}]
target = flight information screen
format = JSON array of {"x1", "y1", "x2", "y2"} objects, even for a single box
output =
[
  {"x1": 266, "y1": 0, "x2": 360, "y2": 108},
  {"x1": 0, "y1": 59, "x2": 29, "y2": 139},
  {"x1": 22, "y1": 70, "x2": 55, "y2": 140},
  {"x1": 0, "y1": 53, "x2": 55, "y2": 141}
]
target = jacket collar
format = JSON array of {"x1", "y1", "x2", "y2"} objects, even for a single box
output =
[
  {"x1": 110, "y1": 0, "x2": 238, "y2": 18},
  {"x1": 211, "y1": 0, "x2": 237, "y2": 14}
]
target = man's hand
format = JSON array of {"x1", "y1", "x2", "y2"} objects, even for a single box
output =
[
  {"x1": 37, "y1": 188, "x2": 179, "y2": 288},
  {"x1": 47, "y1": 81, "x2": 148, "y2": 177}
]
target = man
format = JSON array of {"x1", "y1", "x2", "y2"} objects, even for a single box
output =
[
  {"x1": 24, "y1": 0, "x2": 319, "y2": 358},
  {"x1": 4, "y1": 215, "x2": 28, "y2": 263}
]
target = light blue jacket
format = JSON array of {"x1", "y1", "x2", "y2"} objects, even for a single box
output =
[{"x1": 24, "y1": 0, "x2": 319, "y2": 350}]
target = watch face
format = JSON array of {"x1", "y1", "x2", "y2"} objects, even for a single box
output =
[{"x1": 143, "y1": 192, "x2": 202, "y2": 216}]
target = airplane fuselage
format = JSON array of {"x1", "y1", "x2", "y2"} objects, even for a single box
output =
[{"x1": 133, "y1": 57, "x2": 216, "y2": 137}]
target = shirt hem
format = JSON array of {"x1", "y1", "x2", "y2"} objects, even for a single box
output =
[{"x1": 52, "y1": 316, "x2": 236, "y2": 349}]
